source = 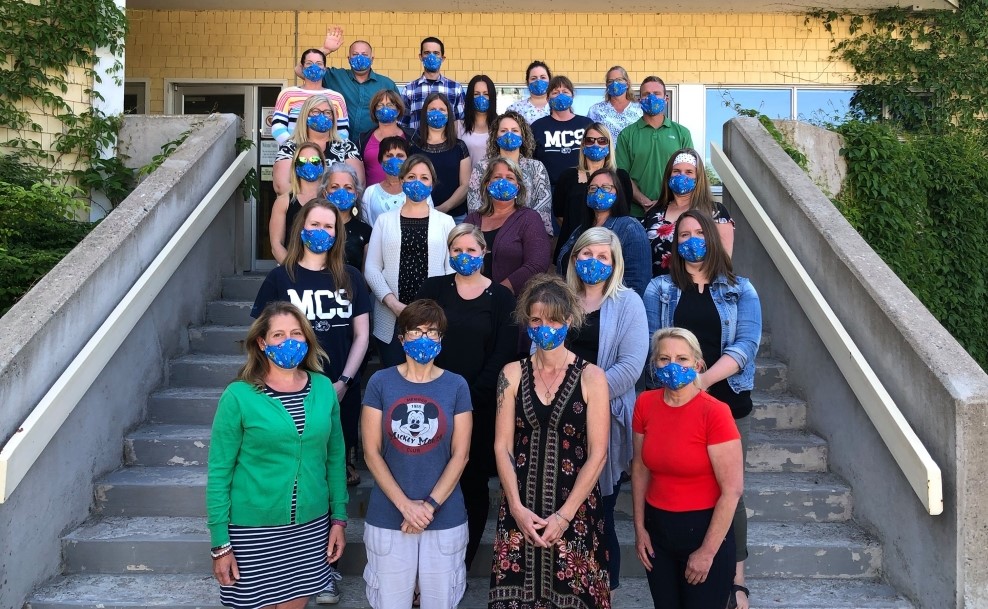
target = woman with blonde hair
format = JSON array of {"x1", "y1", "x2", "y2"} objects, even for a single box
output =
[
  {"x1": 587, "y1": 66, "x2": 642, "y2": 142},
  {"x1": 562, "y1": 227, "x2": 648, "y2": 593},
  {"x1": 270, "y1": 141, "x2": 326, "y2": 263},
  {"x1": 208, "y1": 300, "x2": 348, "y2": 609},
  {"x1": 273, "y1": 94, "x2": 364, "y2": 195}
]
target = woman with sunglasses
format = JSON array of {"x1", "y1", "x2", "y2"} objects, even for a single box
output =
[
  {"x1": 270, "y1": 142, "x2": 327, "y2": 264},
  {"x1": 587, "y1": 66, "x2": 642, "y2": 143},
  {"x1": 506, "y1": 60, "x2": 552, "y2": 125}
]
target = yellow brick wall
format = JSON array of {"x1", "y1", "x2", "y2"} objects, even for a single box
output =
[{"x1": 126, "y1": 10, "x2": 857, "y2": 114}]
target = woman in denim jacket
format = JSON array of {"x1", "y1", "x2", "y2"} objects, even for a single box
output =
[{"x1": 643, "y1": 209, "x2": 761, "y2": 609}]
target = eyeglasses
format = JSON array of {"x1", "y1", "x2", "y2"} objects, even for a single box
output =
[
  {"x1": 405, "y1": 328, "x2": 441, "y2": 340},
  {"x1": 308, "y1": 109, "x2": 334, "y2": 118},
  {"x1": 605, "y1": 78, "x2": 627, "y2": 85},
  {"x1": 588, "y1": 184, "x2": 616, "y2": 194},
  {"x1": 295, "y1": 155, "x2": 322, "y2": 165},
  {"x1": 583, "y1": 136, "x2": 609, "y2": 146}
]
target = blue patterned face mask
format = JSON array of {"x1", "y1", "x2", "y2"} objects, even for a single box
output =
[
  {"x1": 382, "y1": 157, "x2": 404, "y2": 177},
  {"x1": 668, "y1": 174, "x2": 697, "y2": 196},
  {"x1": 403, "y1": 335, "x2": 442, "y2": 364},
  {"x1": 527, "y1": 324, "x2": 569, "y2": 351},
  {"x1": 528, "y1": 79, "x2": 549, "y2": 96},
  {"x1": 306, "y1": 113, "x2": 334, "y2": 133},
  {"x1": 677, "y1": 236, "x2": 707, "y2": 263},
  {"x1": 496, "y1": 131, "x2": 523, "y2": 151},
  {"x1": 402, "y1": 180, "x2": 432, "y2": 202},
  {"x1": 473, "y1": 95, "x2": 490, "y2": 112},
  {"x1": 302, "y1": 64, "x2": 326, "y2": 82},
  {"x1": 295, "y1": 162, "x2": 324, "y2": 183},
  {"x1": 301, "y1": 228, "x2": 335, "y2": 253},
  {"x1": 349, "y1": 54, "x2": 372, "y2": 71},
  {"x1": 548, "y1": 93, "x2": 573, "y2": 112},
  {"x1": 449, "y1": 252, "x2": 484, "y2": 276},
  {"x1": 487, "y1": 178, "x2": 520, "y2": 202},
  {"x1": 586, "y1": 189, "x2": 617, "y2": 211},
  {"x1": 583, "y1": 144, "x2": 609, "y2": 162},
  {"x1": 422, "y1": 54, "x2": 443, "y2": 72},
  {"x1": 375, "y1": 106, "x2": 399, "y2": 124},
  {"x1": 264, "y1": 338, "x2": 309, "y2": 369},
  {"x1": 426, "y1": 109, "x2": 448, "y2": 129},
  {"x1": 607, "y1": 80, "x2": 629, "y2": 97},
  {"x1": 574, "y1": 258, "x2": 613, "y2": 285},
  {"x1": 653, "y1": 362, "x2": 697, "y2": 390},
  {"x1": 640, "y1": 94, "x2": 667, "y2": 116},
  {"x1": 327, "y1": 188, "x2": 357, "y2": 212}
]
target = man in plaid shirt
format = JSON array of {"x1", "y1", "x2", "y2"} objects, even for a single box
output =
[{"x1": 400, "y1": 37, "x2": 466, "y2": 131}]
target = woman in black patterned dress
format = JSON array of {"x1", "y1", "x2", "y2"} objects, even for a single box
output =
[{"x1": 490, "y1": 273, "x2": 611, "y2": 609}]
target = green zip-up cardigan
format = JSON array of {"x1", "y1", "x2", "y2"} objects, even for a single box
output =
[{"x1": 206, "y1": 372, "x2": 348, "y2": 546}]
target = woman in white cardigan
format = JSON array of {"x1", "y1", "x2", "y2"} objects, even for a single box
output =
[
  {"x1": 562, "y1": 226, "x2": 648, "y2": 593},
  {"x1": 365, "y1": 154, "x2": 455, "y2": 367}
]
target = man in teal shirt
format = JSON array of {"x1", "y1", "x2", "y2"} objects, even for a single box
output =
[
  {"x1": 616, "y1": 76, "x2": 693, "y2": 218},
  {"x1": 314, "y1": 26, "x2": 399, "y2": 141}
]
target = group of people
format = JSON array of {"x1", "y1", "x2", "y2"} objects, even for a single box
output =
[{"x1": 206, "y1": 27, "x2": 763, "y2": 609}]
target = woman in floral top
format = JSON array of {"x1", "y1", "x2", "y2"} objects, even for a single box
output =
[
  {"x1": 642, "y1": 148, "x2": 734, "y2": 276},
  {"x1": 507, "y1": 61, "x2": 553, "y2": 125},
  {"x1": 587, "y1": 66, "x2": 643, "y2": 143}
]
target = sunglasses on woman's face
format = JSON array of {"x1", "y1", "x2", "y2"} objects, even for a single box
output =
[
  {"x1": 295, "y1": 155, "x2": 322, "y2": 165},
  {"x1": 583, "y1": 136, "x2": 609, "y2": 146}
]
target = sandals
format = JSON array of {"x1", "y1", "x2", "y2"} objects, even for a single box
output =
[
  {"x1": 727, "y1": 584, "x2": 750, "y2": 609},
  {"x1": 346, "y1": 463, "x2": 360, "y2": 487}
]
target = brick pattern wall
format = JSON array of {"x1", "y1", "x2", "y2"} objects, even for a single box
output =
[{"x1": 126, "y1": 11, "x2": 857, "y2": 114}]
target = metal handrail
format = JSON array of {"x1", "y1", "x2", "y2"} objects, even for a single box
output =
[
  {"x1": 0, "y1": 150, "x2": 253, "y2": 503},
  {"x1": 710, "y1": 142, "x2": 943, "y2": 515}
]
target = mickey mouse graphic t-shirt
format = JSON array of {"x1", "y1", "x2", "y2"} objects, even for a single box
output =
[{"x1": 363, "y1": 367, "x2": 472, "y2": 530}]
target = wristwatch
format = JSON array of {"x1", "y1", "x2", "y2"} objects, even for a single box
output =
[{"x1": 338, "y1": 375, "x2": 354, "y2": 387}]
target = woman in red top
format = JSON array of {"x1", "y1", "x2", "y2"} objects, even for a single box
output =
[{"x1": 631, "y1": 327, "x2": 743, "y2": 609}]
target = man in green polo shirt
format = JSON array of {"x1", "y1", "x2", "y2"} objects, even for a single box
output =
[
  {"x1": 312, "y1": 26, "x2": 399, "y2": 140},
  {"x1": 616, "y1": 76, "x2": 693, "y2": 218}
]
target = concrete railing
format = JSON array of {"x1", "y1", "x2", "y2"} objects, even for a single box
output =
[
  {"x1": 722, "y1": 116, "x2": 988, "y2": 609},
  {"x1": 0, "y1": 114, "x2": 246, "y2": 609}
]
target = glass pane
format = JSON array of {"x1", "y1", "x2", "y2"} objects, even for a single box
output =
[
  {"x1": 796, "y1": 89, "x2": 855, "y2": 124},
  {"x1": 572, "y1": 87, "x2": 606, "y2": 117},
  {"x1": 705, "y1": 88, "x2": 792, "y2": 181}
]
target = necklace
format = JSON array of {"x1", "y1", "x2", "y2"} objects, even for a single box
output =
[{"x1": 535, "y1": 354, "x2": 568, "y2": 403}]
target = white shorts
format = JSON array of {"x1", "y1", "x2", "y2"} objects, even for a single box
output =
[{"x1": 363, "y1": 522, "x2": 468, "y2": 609}]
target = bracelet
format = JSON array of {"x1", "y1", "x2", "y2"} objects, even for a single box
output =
[
  {"x1": 425, "y1": 495, "x2": 441, "y2": 512},
  {"x1": 554, "y1": 512, "x2": 570, "y2": 527},
  {"x1": 210, "y1": 542, "x2": 231, "y2": 552},
  {"x1": 210, "y1": 545, "x2": 233, "y2": 560},
  {"x1": 331, "y1": 519, "x2": 348, "y2": 529}
]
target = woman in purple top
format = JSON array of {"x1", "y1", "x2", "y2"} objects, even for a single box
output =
[{"x1": 464, "y1": 157, "x2": 551, "y2": 296}]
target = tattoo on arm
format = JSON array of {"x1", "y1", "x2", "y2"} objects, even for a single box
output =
[{"x1": 496, "y1": 370, "x2": 509, "y2": 413}]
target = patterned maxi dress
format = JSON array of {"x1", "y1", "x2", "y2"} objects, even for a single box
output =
[{"x1": 489, "y1": 357, "x2": 611, "y2": 609}]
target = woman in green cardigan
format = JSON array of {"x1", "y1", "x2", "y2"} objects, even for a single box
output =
[{"x1": 207, "y1": 301, "x2": 349, "y2": 609}]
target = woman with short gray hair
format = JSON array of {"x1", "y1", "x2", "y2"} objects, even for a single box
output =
[{"x1": 322, "y1": 162, "x2": 371, "y2": 270}]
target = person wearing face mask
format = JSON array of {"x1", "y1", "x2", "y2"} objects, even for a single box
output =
[
  {"x1": 562, "y1": 227, "x2": 648, "y2": 596},
  {"x1": 401, "y1": 37, "x2": 466, "y2": 132},
  {"x1": 313, "y1": 27, "x2": 399, "y2": 140},
  {"x1": 464, "y1": 157, "x2": 551, "y2": 295},
  {"x1": 409, "y1": 92, "x2": 471, "y2": 221},
  {"x1": 415, "y1": 224, "x2": 518, "y2": 572},
  {"x1": 322, "y1": 163, "x2": 371, "y2": 271},
  {"x1": 532, "y1": 75, "x2": 593, "y2": 191},
  {"x1": 458, "y1": 75, "x2": 497, "y2": 170},
  {"x1": 253, "y1": 198, "x2": 372, "y2": 494},
  {"x1": 466, "y1": 111, "x2": 553, "y2": 235},
  {"x1": 363, "y1": 137, "x2": 435, "y2": 228},
  {"x1": 507, "y1": 60, "x2": 553, "y2": 125},
  {"x1": 359, "y1": 90, "x2": 414, "y2": 187},
  {"x1": 587, "y1": 66, "x2": 643, "y2": 143},
  {"x1": 490, "y1": 273, "x2": 610, "y2": 609},
  {"x1": 643, "y1": 210, "x2": 761, "y2": 609},
  {"x1": 273, "y1": 94, "x2": 364, "y2": 196},
  {"x1": 631, "y1": 326, "x2": 744, "y2": 609},
  {"x1": 270, "y1": 142, "x2": 326, "y2": 264},
  {"x1": 552, "y1": 123, "x2": 635, "y2": 261},
  {"x1": 555, "y1": 168, "x2": 651, "y2": 298},
  {"x1": 615, "y1": 76, "x2": 694, "y2": 219},
  {"x1": 273, "y1": 48, "x2": 351, "y2": 144},
  {"x1": 364, "y1": 155, "x2": 455, "y2": 367},
  {"x1": 208, "y1": 301, "x2": 348, "y2": 609},
  {"x1": 361, "y1": 299, "x2": 472, "y2": 609},
  {"x1": 643, "y1": 148, "x2": 734, "y2": 276}
]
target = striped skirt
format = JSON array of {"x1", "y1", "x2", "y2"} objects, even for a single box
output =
[{"x1": 220, "y1": 513, "x2": 331, "y2": 609}]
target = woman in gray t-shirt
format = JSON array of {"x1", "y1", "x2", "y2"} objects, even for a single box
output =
[{"x1": 361, "y1": 299, "x2": 473, "y2": 609}]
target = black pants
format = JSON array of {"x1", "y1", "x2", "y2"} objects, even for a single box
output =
[
  {"x1": 461, "y1": 393, "x2": 496, "y2": 570},
  {"x1": 601, "y1": 480, "x2": 623, "y2": 589},
  {"x1": 643, "y1": 504, "x2": 734, "y2": 609},
  {"x1": 339, "y1": 381, "x2": 361, "y2": 456}
]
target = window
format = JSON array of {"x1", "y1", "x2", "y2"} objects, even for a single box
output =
[{"x1": 123, "y1": 81, "x2": 148, "y2": 114}]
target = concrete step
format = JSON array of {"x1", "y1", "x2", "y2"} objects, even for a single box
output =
[
  {"x1": 61, "y1": 517, "x2": 880, "y2": 579},
  {"x1": 188, "y1": 325, "x2": 249, "y2": 356},
  {"x1": 26, "y1": 573, "x2": 914, "y2": 609},
  {"x1": 205, "y1": 300, "x2": 254, "y2": 326},
  {"x1": 167, "y1": 355, "x2": 243, "y2": 388},
  {"x1": 747, "y1": 429, "x2": 828, "y2": 473},
  {"x1": 754, "y1": 358, "x2": 787, "y2": 392},
  {"x1": 749, "y1": 390, "x2": 807, "y2": 431},
  {"x1": 99, "y1": 467, "x2": 850, "y2": 524},
  {"x1": 220, "y1": 273, "x2": 267, "y2": 301}
]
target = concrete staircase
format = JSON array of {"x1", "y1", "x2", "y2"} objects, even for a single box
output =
[{"x1": 26, "y1": 273, "x2": 914, "y2": 609}]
